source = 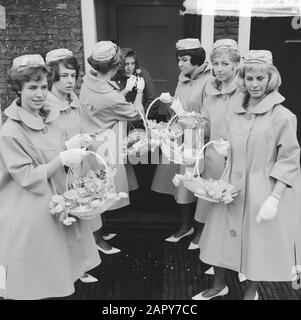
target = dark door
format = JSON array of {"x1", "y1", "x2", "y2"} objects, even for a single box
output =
[
  {"x1": 250, "y1": 17, "x2": 301, "y2": 143},
  {"x1": 106, "y1": 0, "x2": 183, "y2": 96}
]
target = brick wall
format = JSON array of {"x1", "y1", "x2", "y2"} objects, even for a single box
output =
[
  {"x1": 214, "y1": 16, "x2": 239, "y2": 42},
  {"x1": 0, "y1": 0, "x2": 84, "y2": 115}
]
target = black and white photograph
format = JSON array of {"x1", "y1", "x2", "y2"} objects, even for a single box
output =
[{"x1": 1, "y1": 0, "x2": 301, "y2": 305}]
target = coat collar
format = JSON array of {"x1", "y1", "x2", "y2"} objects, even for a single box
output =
[
  {"x1": 178, "y1": 62, "x2": 210, "y2": 82},
  {"x1": 205, "y1": 74, "x2": 239, "y2": 96},
  {"x1": 4, "y1": 98, "x2": 60, "y2": 130},
  {"x1": 233, "y1": 91, "x2": 285, "y2": 115},
  {"x1": 83, "y1": 70, "x2": 120, "y2": 94},
  {"x1": 46, "y1": 91, "x2": 80, "y2": 111}
]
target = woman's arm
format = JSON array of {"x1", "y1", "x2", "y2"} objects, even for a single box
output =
[{"x1": 46, "y1": 156, "x2": 63, "y2": 178}]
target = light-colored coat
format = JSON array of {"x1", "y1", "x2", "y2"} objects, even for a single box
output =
[
  {"x1": 0, "y1": 100, "x2": 100, "y2": 299},
  {"x1": 199, "y1": 91, "x2": 301, "y2": 281},
  {"x1": 45, "y1": 91, "x2": 102, "y2": 232},
  {"x1": 151, "y1": 63, "x2": 212, "y2": 204},
  {"x1": 194, "y1": 76, "x2": 243, "y2": 222},
  {"x1": 79, "y1": 71, "x2": 140, "y2": 209}
]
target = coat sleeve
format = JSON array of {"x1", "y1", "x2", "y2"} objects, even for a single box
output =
[
  {"x1": 269, "y1": 116, "x2": 301, "y2": 187},
  {"x1": 111, "y1": 92, "x2": 140, "y2": 121},
  {"x1": 141, "y1": 69, "x2": 158, "y2": 115},
  {"x1": 0, "y1": 136, "x2": 48, "y2": 195}
]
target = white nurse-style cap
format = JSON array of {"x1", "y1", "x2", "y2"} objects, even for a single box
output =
[
  {"x1": 176, "y1": 38, "x2": 202, "y2": 51},
  {"x1": 12, "y1": 54, "x2": 46, "y2": 71},
  {"x1": 243, "y1": 50, "x2": 273, "y2": 65},
  {"x1": 212, "y1": 39, "x2": 239, "y2": 53},
  {"x1": 45, "y1": 48, "x2": 73, "y2": 64},
  {"x1": 91, "y1": 41, "x2": 118, "y2": 62}
]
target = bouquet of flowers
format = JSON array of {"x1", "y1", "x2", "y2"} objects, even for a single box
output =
[
  {"x1": 172, "y1": 140, "x2": 239, "y2": 204},
  {"x1": 49, "y1": 151, "x2": 128, "y2": 225}
]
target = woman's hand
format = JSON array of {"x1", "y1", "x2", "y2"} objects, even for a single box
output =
[
  {"x1": 213, "y1": 138, "x2": 230, "y2": 157},
  {"x1": 59, "y1": 148, "x2": 88, "y2": 168},
  {"x1": 136, "y1": 77, "x2": 145, "y2": 91},
  {"x1": 170, "y1": 97, "x2": 184, "y2": 115},
  {"x1": 125, "y1": 75, "x2": 137, "y2": 92},
  {"x1": 256, "y1": 194, "x2": 280, "y2": 223},
  {"x1": 65, "y1": 133, "x2": 93, "y2": 149}
]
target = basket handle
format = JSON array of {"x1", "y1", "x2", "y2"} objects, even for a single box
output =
[
  {"x1": 88, "y1": 151, "x2": 116, "y2": 196},
  {"x1": 145, "y1": 97, "x2": 160, "y2": 120},
  {"x1": 87, "y1": 133, "x2": 116, "y2": 166},
  {"x1": 192, "y1": 140, "x2": 232, "y2": 182}
]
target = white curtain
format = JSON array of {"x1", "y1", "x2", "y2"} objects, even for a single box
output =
[{"x1": 181, "y1": 0, "x2": 301, "y2": 17}]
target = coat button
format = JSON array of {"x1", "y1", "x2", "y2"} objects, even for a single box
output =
[
  {"x1": 245, "y1": 113, "x2": 252, "y2": 120},
  {"x1": 56, "y1": 187, "x2": 64, "y2": 195},
  {"x1": 42, "y1": 126, "x2": 48, "y2": 134},
  {"x1": 230, "y1": 229, "x2": 237, "y2": 238},
  {"x1": 234, "y1": 171, "x2": 242, "y2": 179},
  {"x1": 65, "y1": 108, "x2": 71, "y2": 115}
]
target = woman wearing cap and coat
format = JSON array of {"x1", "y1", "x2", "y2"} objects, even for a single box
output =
[
  {"x1": 192, "y1": 40, "x2": 242, "y2": 249},
  {"x1": 0, "y1": 55, "x2": 100, "y2": 300},
  {"x1": 193, "y1": 50, "x2": 301, "y2": 300},
  {"x1": 79, "y1": 41, "x2": 145, "y2": 253},
  {"x1": 45, "y1": 49, "x2": 100, "y2": 282},
  {"x1": 151, "y1": 38, "x2": 212, "y2": 243}
]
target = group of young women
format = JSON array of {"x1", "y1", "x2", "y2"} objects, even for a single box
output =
[{"x1": 0, "y1": 36, "x2": 300, "y2": 300}]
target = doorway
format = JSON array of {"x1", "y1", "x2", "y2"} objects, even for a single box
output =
[{"x1": 94, "y1": 0, "x2": 203, "y2": 224}]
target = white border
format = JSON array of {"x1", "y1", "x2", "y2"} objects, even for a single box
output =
[
  {"x1": 80, "y1": 0, "x2": 97, "y2": 72},
  {"x1": 201, "y1": 14, "x2": 215, "y2": 61},
  {"x1": 238, "y1": 16, "x2": 251, "y2": 56}
]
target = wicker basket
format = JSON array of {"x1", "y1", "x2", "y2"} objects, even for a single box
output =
[
  {"x1": 176, "y1": 140, "x2": 239, "y2": 204},
  {"x1": 159, "y1": 112, "x2": 203, "y2": 165},
  {"x1": 49, "y1": 151, "x2": 127, "y2": 223}
]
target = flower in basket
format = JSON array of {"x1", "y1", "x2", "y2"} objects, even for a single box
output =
[
  {"x1": 172, "y1": 174, "x2": 185, "y2": 187},
  {"x1": 159, "y1": 92, "x2": 173, "y2": 104},
  {"x1": 63, "y1": 217, "x2": 77, "y2": 226}
]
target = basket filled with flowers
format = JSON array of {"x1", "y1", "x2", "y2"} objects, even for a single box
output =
[
  {"x1": 122, "y1": 92, "x2": 183, "y2": 157},
  {"x1": 172, "y1": 139, "x2": 239, "y2": 204},
  {"x1": 49, "y1": 151, "x2": 128, "y2": 225},
  {"x1": 159, "y1": 98, "x2": 205, "y2": 166}
]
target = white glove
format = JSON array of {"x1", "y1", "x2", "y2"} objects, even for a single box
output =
[
  {"x1": 59, "y1": 148, "x2": 88, "y2": 168},
  {"x1": 136, "y1": 77, "x2": 145, "y2": 91},
  {"x1": 170, "y1": 97, "x2": 184, "y2": 116},
  {"x1": 213, "y1": 138, "x2": 230, "y2": 156},
  {"x1": 125, "y1": 75, "x2": 137, "y2": 91},
  {"x1": 65, "y1": 134, "x2": 93, "y2": 149},
  {"x1": 256, "y1": 194, "x2": 280, "y2": 223}
]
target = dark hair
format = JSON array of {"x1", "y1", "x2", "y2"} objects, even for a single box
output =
[
  {"x1": 87, "y1": 49, "x2": 121, "y2": 74},
  {"x1": 176, "y1": 47, "x2": 206, "y2": 66},
  {"x1": 47, "y1": 56, "x2": 80, "y2": 88},
  {"x1": 7, "y1": 65, "x2": 49, "y2": 94}
]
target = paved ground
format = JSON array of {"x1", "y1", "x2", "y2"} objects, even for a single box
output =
[{"x1": 67, "y1": 227, "x2": 301, "y2": 300}]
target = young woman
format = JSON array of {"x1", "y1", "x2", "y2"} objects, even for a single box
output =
[
  {"x1": 151, "y1": 38, "x2": 211, "y2": 243},
  {"x1": 79, "y1": 41, "x2": 145, "y2": 253},
  {"x1": 193, "y1": 50, "x2": 301, "y2": 300},
  {"x1": 0, "y1": 55, "x2": 100, "y2": 299},
  {"x1": 113, "y1": 47, "x2": 158, "y2": 118},
  {"x1": 45, "y1": 48, "x2": 99, "y2": 283},
  {"x1": 192, "y1": 40, "x2": 241, "y2": 245}
]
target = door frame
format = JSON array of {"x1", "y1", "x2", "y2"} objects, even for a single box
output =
[{"x1": 81, "y1": 0, "x2": 216, "y2": 71}]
